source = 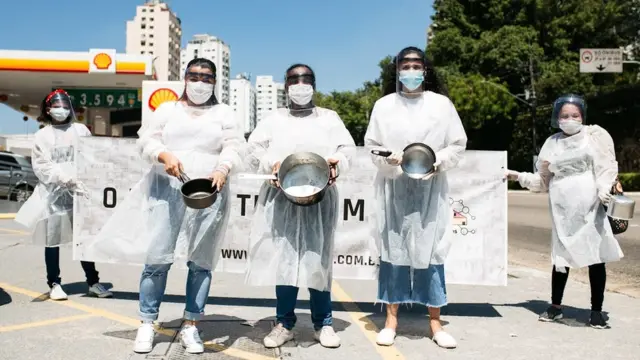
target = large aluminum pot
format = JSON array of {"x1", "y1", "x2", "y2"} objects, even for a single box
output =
[
  {"x1": 371, "y1": 142, "x2": 437, "y2": 179},
  {"x1": 606, "y1": 194, "x2": 636, "y2": 220},
  {"x1": 237, "y1": 152, "x2": 338, "y2": 206}
]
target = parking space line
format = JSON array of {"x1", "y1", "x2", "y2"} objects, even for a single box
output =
[
  {"x1": 0, "y1": 282, "x2": 279, "y2": 360},
  {"x1": 0, "y1": 227, "x2": 29, "y2": 235},
  {"x1": 332, "y1": 281, "x2": 406, "y2": 360},
  {"x1": 0, "y1": 314, "x2": 96, "y2": 333}
]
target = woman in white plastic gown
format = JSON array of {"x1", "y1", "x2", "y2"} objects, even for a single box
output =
[
  {"x1": 245, "y1": 64, "x2": 356, "y2": 349},
  {"x1": 14, "y1": 90, "x2": 113, "y2": 301},
  {"x1": 91, "y1": 58, "x2": 245, "y2": 354},
  {"x1": 364, "y1": 47, "x2": 467, "y2": 349},
  {"x1": 506, "y1": 94, "x2": 622, "y2": 329}
]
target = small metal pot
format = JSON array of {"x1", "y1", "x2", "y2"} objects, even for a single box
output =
[
  {"x1": 606, "y1": 194, "x2": 636, "y2": 220},
  {"x1": 237, "y1": 152, "x2": 338, "y2": 206},
  {"x1": 178, "y1": 172, "x2": 218, "y2": 209},
  {"x1": 371, "y1": 142, "x2": 437, "y2": 179}
]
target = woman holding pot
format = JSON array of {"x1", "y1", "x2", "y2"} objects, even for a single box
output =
[
  {"x1": 245, "y1": 63, "x2": 356, "y2": 349},
  {"x1": 364, "y1": 47, "x2": 467, "y2": 349},
  {"x1": 506, "y1": 94, "x2": 622, "y2": 329},
  {"x1": 90, "y1": 58, "x2": 245, "y2": 354}
]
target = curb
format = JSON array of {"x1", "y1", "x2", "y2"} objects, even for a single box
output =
[{"x1": 0, "y1": 213, "x2": 16, "y2": 219}]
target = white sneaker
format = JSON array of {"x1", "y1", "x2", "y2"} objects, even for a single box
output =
[
  {"x1": 433, "y1": 330, "x2": 457, "y2": 349},
  {"x1": 49, "y1": 284, "x2": 67, "y2": 301},
  {"x1": 314, "y1": 326, "x2": 341, "y2": 348},
  {"x1": 179, "y1": 325, "x2": 204, "y2": 354},
  {"x1": 376, "y1": 328, "x2": 396, "y2": 346},
  {"x1": 88, "y1": 283, "x2": 113, "y2": 298},
  {"x1": 133, "y1": 323, "x2": 155, "y2": 353},
  {"x1": 263, "y1": 324, "x2": 294, "y2": 348}
]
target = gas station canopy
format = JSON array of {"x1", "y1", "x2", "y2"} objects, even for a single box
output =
[{"x1": 0, "y1": 48, "x2": 154, "y2": 119}]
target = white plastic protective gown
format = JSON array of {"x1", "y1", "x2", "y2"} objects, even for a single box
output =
[
  {"x1": 86, "y1": 101, "x2": 245, "y2": 270},
  {"x1": 245, "y1": 107, "x2": 356, "y2": 292},
  {"x1": 517, "y1": 125, "x2": 623, "y2": 270},
  {"x1": 15, "y1": 123, "x2": 91, "y2": 246},
  {"x1": 364, "y1": 91, "x2": 467, "y2": 268}
]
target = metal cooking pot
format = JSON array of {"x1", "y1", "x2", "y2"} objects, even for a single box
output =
[
  {"x1": 606, "y1": 194, "x2": 635, "y2": 221},
  {"x1": 237, "y1": 151, "x2": 338, "y2": 206},
  {"x1": 372, "y1": 142, "x2": 437, "y2": 179},
  {"x1": 178, "y1": 172, "x2": 218, "y2": 209}
]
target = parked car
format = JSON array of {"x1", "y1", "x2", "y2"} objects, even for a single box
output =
[{"x1": 0, "y1": 151, "x2": 39, "y2": 202}]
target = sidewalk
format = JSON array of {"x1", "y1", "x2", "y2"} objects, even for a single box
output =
[{"x1": 0, "y1": 224, "x2": 639, "y2": 359}]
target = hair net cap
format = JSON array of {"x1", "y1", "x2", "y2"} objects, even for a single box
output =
[{"x1": 551, "y1": 94, "x2": 587, "y2": 128}]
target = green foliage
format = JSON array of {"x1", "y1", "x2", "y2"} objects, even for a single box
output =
[
  {"x1": 312, "y1": 0, "x2": 639, "y2": 172},
  {"x1": 619, "y1": 173, "x2": 640, "y2": 192}
]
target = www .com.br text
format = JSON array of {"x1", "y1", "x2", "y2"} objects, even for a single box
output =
[{"x1": 220, "y1": 249, "x2": 376, "y2": 266}]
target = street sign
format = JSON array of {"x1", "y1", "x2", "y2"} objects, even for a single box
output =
[
  {"x1": 61, "y1": 89, "x2": 142, "y2": 109},
  {"x1": 580, "y1": 48, "x2": 623, "y2": 73}
]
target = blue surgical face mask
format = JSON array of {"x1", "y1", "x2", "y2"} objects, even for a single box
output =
[{"x1": 399, "y1": 70, "x2": 424, "y2": 91}]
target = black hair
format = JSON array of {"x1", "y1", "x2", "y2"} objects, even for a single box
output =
[
  {"x1": 285, "y1": 63, "x2": 316, "y2": 89},
  {"x1": 181, "y1": 57, "x2": 219, "y2": 105},
  {"x1": 384, "y1": 46, "x2": 448, "y2": 96},
  {"x1": 39, "y1": 96, "x2": 53, "y2": 123}
]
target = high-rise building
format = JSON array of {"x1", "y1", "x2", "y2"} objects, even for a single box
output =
[
  {"x1": 255, "y1": 75, "x2": 286, "y2": 123},
  {"x1": 126, "y1": 0, "x2": 182, "y2": 81},
  {"x1": 180, "y1": 34, "x2": 231, "y2": 105},
  {"x1": 230, "y1": 73, "x2": 257, "y2": 134}
]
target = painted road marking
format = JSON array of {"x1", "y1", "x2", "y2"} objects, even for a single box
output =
[
  {"x1": 332, "y1": 280, "x2": 406, "y2": 360},
  {"x1": 0, "y1": 314, "x2": 96, "y2": 333},
  {"x1": 0, "y1": 282, "x2": 277, "y2": 360},
  {"x1": 0, "y1": 227, "x2": 29, "y2": 235},
  {"x1": 0, "y1": 214, "x2": 16, "y2": 220}
]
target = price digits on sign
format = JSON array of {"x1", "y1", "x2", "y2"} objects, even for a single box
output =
[{"x1": 71, "y1": 91, "x2": 134, "y2": 108}]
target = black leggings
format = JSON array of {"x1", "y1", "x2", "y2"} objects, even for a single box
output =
[
  {"x1": 551, "y1": 263, "x2": 606, "y2": 311},
  {"x1": 45, "y1": 247, "x2": 100, "y2": 288}
]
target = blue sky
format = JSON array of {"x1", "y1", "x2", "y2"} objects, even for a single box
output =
[{"x1": 0, "y1": 0, "x2": 433, "y2": 134}]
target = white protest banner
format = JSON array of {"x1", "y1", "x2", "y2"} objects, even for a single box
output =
[{"x1": 73, "y1": 137, "x2": 507, "y2": 286}]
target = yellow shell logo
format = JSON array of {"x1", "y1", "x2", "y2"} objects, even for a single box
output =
[
  {"x1": 93, "y1": 53, "x2": 112, "y2": 70},
  {"x1": 148, "y1": 88, "x2": 178, "y2": 111}
]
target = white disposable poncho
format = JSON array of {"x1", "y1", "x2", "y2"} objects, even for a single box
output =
[
  {"x1": 244, "y1": 107, "x2": 356, "y2": 291},
  {"x1": 86, "y1": 101, "x2": 245, "y2": 270},
  {"x1": 364, "y1": 92, "x2": 467, "y2": 268},
  {"x1": 517, "y1": 125, "x2": 623, "y2": 269},
  {"x1": 15, "y1": 123, "x2": 91, "y2": 246}
]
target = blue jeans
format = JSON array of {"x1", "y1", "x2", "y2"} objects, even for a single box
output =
[
  {"x1": 377, "y1": 261, "x2": 447, "y2": 307},
  {"x1": 139, "y1": 261, "x2": 212, "y2": 322},
  {"x1": 276, "y1": 285, "x2": 332, "y2": 331}
]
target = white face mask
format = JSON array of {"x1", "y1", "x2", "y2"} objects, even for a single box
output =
[
  {"x1": 49, "y1": 108, "x2": 70, "y2": 122},
  {"x1": 559, "y1": 120, "x2": 583, "y2": 135},
  {"x1": 186, "y1": 81, "x2": 214, "y2": 105},
  {"x1": 288, "y1": 84, "x2": 314, "y2": 106}
]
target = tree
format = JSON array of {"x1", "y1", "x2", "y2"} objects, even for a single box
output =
[{"x1": 427, "y1": 0, "x2": 640, "y2": 170}]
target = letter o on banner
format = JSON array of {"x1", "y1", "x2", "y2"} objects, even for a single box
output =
[{"x1": 103, "y1": 187, "x2": 117, "y2": 208}]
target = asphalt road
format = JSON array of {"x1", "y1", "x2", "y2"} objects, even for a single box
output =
[
  {"x1": 1, "y1": 195, "x2": 640, "y2": 359},
  {"x1": 508, "y1": 192, "x2": 640, "y2": 296}
]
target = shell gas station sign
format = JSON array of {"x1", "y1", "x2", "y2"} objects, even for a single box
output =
[
  {"x1": 0, "y1": 48, "x2": 154, "y2": 120},
  {"x1": 141, "y1": 80, "x2": 183, "y2": 122}
]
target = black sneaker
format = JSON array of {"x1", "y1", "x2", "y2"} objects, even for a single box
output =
[
  {"x1": 538, "y1": 306, "x2": 563, "y2": 322},
  {"x1": 589, "y1": 311, "x2": 608, "y2": 329}
]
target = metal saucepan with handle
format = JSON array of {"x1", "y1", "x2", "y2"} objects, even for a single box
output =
[
  {"x1": 178, "y1": 171, "x2": 218, "y2": 209},
  {"x1": 606, "y1": 194, "x2": 636, "y2": 221},
  {"x1": 371, "y1": 142, "x2": 437, "y2": 179},
  {"x1": 238, "y1": 151, "x2": 338, "y2": 206}
]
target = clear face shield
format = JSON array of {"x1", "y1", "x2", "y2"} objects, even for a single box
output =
[
  {"x1": 45, "y1": 90, "x2": 77, "y2": 125},
  {"x1": 396, "y1": 53, "x2": 426, "y2": 95},
  {"x1": 184, "y1": 68, "x2": 216, "y2": 108},
  {"x1": 550, "y1": 94, "x2": 587, "y2": 129},
  {"x1": 285, "y1": 69, "x2": 316, "y2": 112}
]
